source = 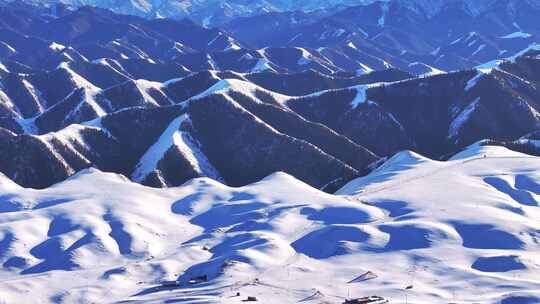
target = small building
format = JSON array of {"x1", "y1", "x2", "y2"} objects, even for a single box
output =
[
  {"x1": 244, "y1": 296, "x2": 258, "y2": 302},
  {"x1": 188, "y1": 275, "x2": 208, "y2": 284},
  {"x1": 343, "y1": 296, "x2": 388, "y2": 304},
  {"x1": 160, "y1": 280, "x2": 180, "y2": 287}
]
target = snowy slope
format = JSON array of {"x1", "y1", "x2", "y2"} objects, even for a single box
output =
[
  {"x1": 190, "y1": 78, "x2": 290, "y2": 106},
  {"x1": 1, "y1": 144, "x2": 540, "y2": 303},
  {"x1": 131, "y1": 113, "x2": 222, "y2": 184}
]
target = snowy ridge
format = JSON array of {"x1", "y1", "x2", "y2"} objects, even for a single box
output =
[
  {"x1": 133, "y1": 79, "x2": 171, "y2": 106},
  {"x1": 31, "y1": 122, "x2": 115, "y2": 172},
  {"x1": 49, "y1": 42, "x2": 66, "y2": 52},
  {"x1": 132, "y1": 114, "x2": 188, "y2": 183},
  {"x1": 471, "y1": 44, "x2": 486, "y2": 57},
  {"x1": 81, "y1": 116, "x2": 114, "y2": 139},
  {"x1": 448, "y1": 97, "x2": 480, "y2": 141},
  {"x1": 55, "y1": 62, "x2": 107, "y2": 121},
  {"x1": 251, "y1": 58, "x2": 275, "y2": 73},
  {"x1": 356, "y1": 63, "x2": 375, "y2": 76},
  {"x1": 20, "y1": 79, "x2": 45, "y2": 112},
  {"x1": 132, "y1": 114, "x2": 222, "y2": 184},
  {"x1": 408, "y1": 62, "x2": 446, "y2": 77},
  {"x1": 91, "y1": 58, "x2": 131, "y2": 79},
  {"x1": 337, "y1": 149, "x2": 436, "y2": 196},
  {"x1": 171, "y1": 124, "x2": 222, "y2": 182},
  {"x1": 31, "y1": 138, "x2": 76, "y2": 176},
  {"x1": 206, "y1": 54, "x2": 219, "y2": 71},
  {"x1": 65, "y1": 87, "x2": 107, "y2": 123},
  {"x1": 476, "y1": 43, "x2": 540, "y2": 72},
  {"x1": 190, "y1": 78, "x2": 290, "y2": 105},
  {"x1": 449, "y1": 141, "x2": 529, "y2": 161},
  {"x1": 291, "y1": 80, "x2": 391, "y2": 110},
  {"x1": 0, "y1": 89, "x2": 18, "y2": 117},
  {"x1": 296, "y1": 47, "x2": 313, "y2": 65},
  {"x1": 57, "y1": 63, "x2": 97, "y2": 92},
  {"x1": 500, "y1": 31, "x2": 533, "y2": 39},
  {"x1": 35, "y1": 124, "x2": 98, "y2": 167},
  {"x1": 465, "y1": 69, "x2": 490, "y2": 91},
  {"x1": 0, "y1": 62, "x2": 8, "y2": 74}
]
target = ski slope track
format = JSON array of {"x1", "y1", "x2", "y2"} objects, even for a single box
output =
[{"x1": 0, "y1": 144, "x2": 539, "y2": 303}]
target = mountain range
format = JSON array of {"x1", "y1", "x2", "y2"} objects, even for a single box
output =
[
  {"x1": 1, "y1": 1, "x2": 540, "y2": 303},
  {"x1": 7, "y1": 0, "x2": 540, "y2": 25},
  {"x1": 0, "y1": 1, "x2": 540, "y2": 191}
]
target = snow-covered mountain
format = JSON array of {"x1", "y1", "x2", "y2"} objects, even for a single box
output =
[
  {"x1": 1, "y1": 2, "x2": 540, "y2": 303},
  {"x1": 1, "y1": 143, "x2": 540, "y2": 303},
  {"x1": 0, "y1": 0, "x2": 540, "y2": 189},
  {"x1": 11, "y1": 0, "x2": 540, "y2": 25},
  {"x1": 8, "y1": 0, "x2": 372, "y2": 24},
  {"x1": 1, "y1": 3, "x2": 540, "y2": 192}
]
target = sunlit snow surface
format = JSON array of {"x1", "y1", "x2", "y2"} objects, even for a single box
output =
[{"x1": 1, "y1": 145, "x2": 540, "y2": 303}]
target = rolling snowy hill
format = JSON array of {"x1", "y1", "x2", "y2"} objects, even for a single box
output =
[{"x1": 0, "y1": 143, "x2": 539, "y2": 303}]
